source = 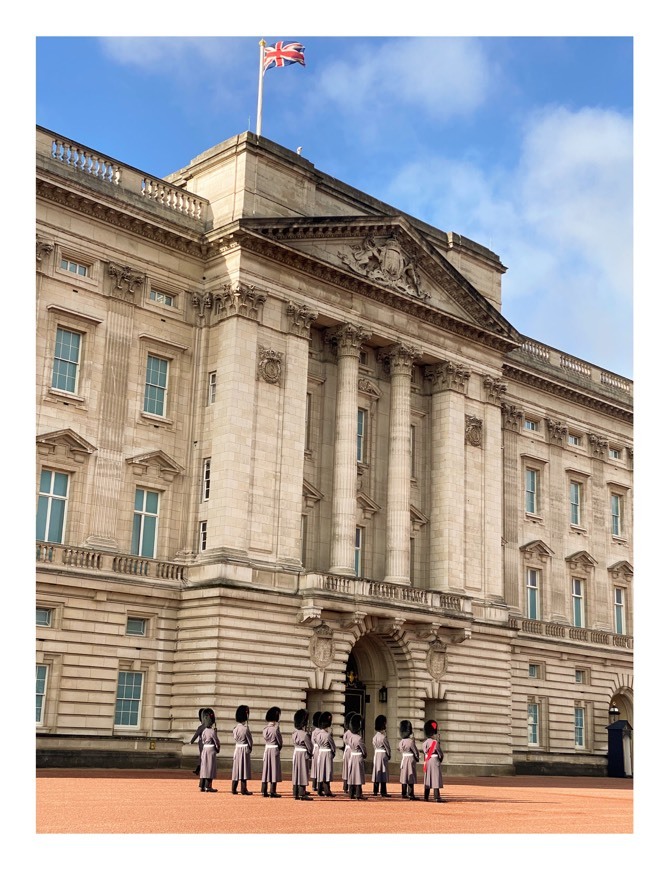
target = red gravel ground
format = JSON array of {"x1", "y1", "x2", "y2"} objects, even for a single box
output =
[{"x1": 36, "y1": 769, "x2": 632, "y2": 835}]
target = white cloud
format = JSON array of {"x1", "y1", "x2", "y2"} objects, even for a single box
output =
[{"x1": 98, "y1": 37, "x2": 244, "y2": 74}]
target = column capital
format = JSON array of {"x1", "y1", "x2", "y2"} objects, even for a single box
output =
[
  {"x1": 501, "y1": 402, "x2": 523, "y2": 432},
  {"x1": 286, "y1": 301, "x2": 318, "y2": 338},
  {"x1": 425, "y1": 359, "x2": 471, "y2": 394},
  {"x1": 482, "y1": 375, "x2": 508, "y2": 404},
  {"x1": 546, "y1": 417, "x2": 568, "y2": 445},
  {"x1": 326, "y1": 323, "x2": 372, "y2": 357},
  {"x1": 379, "y1": 343, "x2": 421, "y2": 376}
]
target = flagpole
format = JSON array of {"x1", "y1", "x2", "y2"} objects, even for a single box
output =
[{"x1": 256, "y1": 39, "x2": 266, "y2": 137}]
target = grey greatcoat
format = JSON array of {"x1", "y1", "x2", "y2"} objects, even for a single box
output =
[
  {"x1": 231, "y1": 722, "x2": 253, "y2": 780},
  {"x1": 347, "y1": 733, "x2": 367, "y2": 786},
  {"x1": 398, "y1": 737, "x2": 420, "y2": 784},
  {"x1": 314, "y1": 728, "x2": 337, "y2": 783},
  {"x1": 309, "y1": 727, "x2": 321, "y2": 780},
  {"x1": 371, "y1": 730, "x2": 392, "y2": 783},
  {"x1": 422, "y1": 737, "x2": 444, "y2": 788},
  {"x1": 292, "y1": 728, "x2": 313, "y2": 786},
  {"x1": 341, "y1": 729, "x2": 352, "y2": 783},
  {"x1": 261, "y1": 723, "x2": 283, "y2": 783},
  {"x1": 199, "y1": 726, "x2": 220, "y2": 780}
]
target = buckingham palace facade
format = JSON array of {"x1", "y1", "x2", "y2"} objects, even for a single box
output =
[{"x1": 36, "y1": 126, "x2": 633, "y2": 775}]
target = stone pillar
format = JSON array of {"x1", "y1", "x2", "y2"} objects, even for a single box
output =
[
  {"x1": 546, "y1": 418, "x2": 569, "y2": 622},
  {"x1": 481, "y1": 376, "x2": 507, "y2": 600},
  {"x1": 426, "y1": 360, "x2": 471, "y2": 591},
  {"x1": 327, "y1": 323, "x2": 371, "y2": 575},
  {"x1": 382, "y1": 343, "x2": 420, "y2": 584},
  {"x1": 501, "y1": 402, "x2": 523, "y2": 611}
]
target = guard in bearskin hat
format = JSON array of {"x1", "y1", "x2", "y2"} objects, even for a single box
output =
[
  {"x1": 189, "y1": 707, "x2": 216, "y2": 776},
  {"x1": 422, "y1": 719, "x2": 444, "y2": 802},
  {"x1": 261, "y1": 706, "x2": 283, "y2": 798},
  {"x1": 314, "y1": 711, "x2": 337, "y2": 797},
  {"x1": 231, "y1": 704, "x2": 253, "y2": 795},
  {"x1": 291, "y1": 709, "x2": 313, "y2": 800},
  {"x1": 398, "y1": 719, "x2": 419, "y2": 800},
  {"x1": 309, "y1": 711, "x2": 322, "y2": 792},
  {"x1": 371, "y1": 714, "x2": 392, "y2": 797},
  {"x1": 341, "y1": 710, "x2": 356, "y2": 795},
  {"x1": 347, "y1": 713, "x2": 367, "y2": 800},
  {"x1": 198, "y1": 710, "x2": 221, "y2": 792}
]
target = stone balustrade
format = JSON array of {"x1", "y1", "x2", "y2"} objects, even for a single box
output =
[
  {"x1": 300, "y1": 572, "x2": 471, "y2": 616},
  {"x1": 38, "y1": 127, "x2": 209, "y2": 226},
  {"x1": 514, "y1": 337, "x2": 632, "y2": 398},
  {"x1": 508, "y1": 616, "x2": 632, "y2": 649},
  {"x1": 36, "y1": 541, "x2": 187, "y2": 584}
]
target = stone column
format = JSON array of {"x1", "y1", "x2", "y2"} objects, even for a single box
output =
[
  {"x1": 328, "y1": 323, "x2": 371, "y2": 575},
  {"x1": 500, "y1": 402, "x2": 523, "y2": 612},
  {"x1": 426, "y1": 360, "x2": 471, "y2": 591},
  {"x1": 382, "y1": 343, "x2": 420, "y2": 584},
  {"x1": 481, "y1": 376, "x2": 507, "y2": 600},
  {"x1": 546, "y1": 418, "x2": 569, "y2": 622}
]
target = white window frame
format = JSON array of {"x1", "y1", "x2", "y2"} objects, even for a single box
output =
[
  {"x1": 51, "y1": 326, "x2": 82, "y2": 394},
  {"x1": 525, "y1": 467, "x2": 539, "y2": 514},
  {"x1": 528, "y1": 663, "x2": 539, "y2": 679},
  {"x1": 202, "y1": 458, "x2": 211, "y2": 502},
  {"x1": 356, "y1": 408, "x2": 368, "y2": 464},
  {"x1": 199, "y1": 520, "x2": 208, "y2": 552},
  {"x1": 526, "y1": 568, "x2": 540, "y2": 620},
  {"x1": 207, "y1": 371, "x2": 217, "y2": 405},
  {"x1": 524, "y1": 419, "x2": 538, "y2": 432},
  {"x1": 611, "y1": 493, "x2": 623, "y2": 537},
  {"x1": 575, "y1": 669, "x2": 585, "y2": 684},
  {"x1": 126, "y1": 617, "x2": 147, "y2": 637},
  {"x1": 527, "y1": 702, "x2": 539, "y2": 746},
  {"x1": 36, "y1": 664, "x2": 49, "y2": 725},
  {"x1": 614, "y1": 587, "x2": 626, "y2": 635},
  {"x1": 609, "y1": 447, "x2": 622, "y2": 460},
  {"x1": 572, "y1": 577, "x2": 585, "y2": 627},
  {"x1": 37, "y1": 469, "x2": 69, "y2": 544},
  {"x1": 143, "y1": 353, "x2": 169, "y2": 417},
  {"x1": 574, "y1": 705, "x2": 585, "y2": 748},
  {"x1": 568, "y1": 433, "x2": 582, "y2": 447},
  {"x1": 114, "y1": 670, "x2": 144, "y2": 729},
  {"x1": 569, "y1": 480, "x2": 583, "y2": 526},
  {"x1": 59, "y1": 256, "x2": 89, "y2": 277},
  {"x1": 36, "y1": 607, "x2": 53, "y2": 627},
  {"x1": 131, "y1": 487, "x2": 159, "y2": 559},
  {"x1": 149, "y1": 288, "x2": 175, "y2": 307},
  {"x1": 354, "y1": 526, "x2": 364, "y2": 577}
]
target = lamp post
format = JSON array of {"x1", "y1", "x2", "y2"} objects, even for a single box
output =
[
  {"x1": 608, "y1": 704, "x2": 620, "y2": 724},
  {"x1": 378, "y1": 686, "x2": 388, "y2": 703}
]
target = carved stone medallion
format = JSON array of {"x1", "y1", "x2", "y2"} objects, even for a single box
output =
[
  {"x1": 257, "y1": 346, "x2": 283, "y2": 385},
  {"x1": 309, "y1": 624, "x2": 335, "y2": 669},
  {"x1": 426, "y1": 640, "x2": 447, "y2": 680},
  {"x1": 465, "y1": 415, "x2": 483, "y2": 447}
]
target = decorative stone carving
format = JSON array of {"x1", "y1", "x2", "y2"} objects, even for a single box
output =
[
  {"x1": 191, "y1": 290, "x2": 212, "y2": 319},
  {"x1": 627, "y1": 446, "x2": 634, "y2": 468},
  {"x1": 483, "y1": 375, "x2": 507, "y2": 404},
  {"x1": 213, "y1": 282, "x2": 267, "y2": 320},
  {"x1": 378, "y1": 343, "x2": 421, "y2": 376},
  {"x1": 588, "y1": 433, "x2": 608, "y2": 458},
  {"x1": 425, "y1": 360, "x2": 471, "y2": 394},
  {"x1": 501, "y1": 403, "x2": 523, "y2": 432},
  {"x1": 520, "y1": 539, "x2": 554, "y2": 564},
  {"x1": 286, "y1": 301, "x2": 318, "y2": 338},
  {"x1": 357, "y1": 378, "x2": 382, "y2": 400},
  {"x1": 426, "y1": 639, "x2": 448, "y2": 680},
  {"x1": 108, "y1": 261, "x2": 145, "y2": 297},
  {"x1": 309, "y1": 623, "x2": 335, "y2": 668},
  {"x1": 36, "y1": 237, "x2": 54, "y2": 264},
  {"x1": 325, "y1": 323, "x2": 372, "y2": 358},
  {"x1": 565, "y1": 550, "x2": 597, "y2": 575},
  {"x1": 465, "y1": 415, "x2": 483, "y2": 447},
  {"x1": 608, "y1": 560, "x2": 633, "y2": 584},
  {"x1": 257, "y1": 346, "x2": 283, "y2": 385},
  {"x1": 337, "y1": 233, "x2": 428, "y2": 299},
  {"x1": 546, "y1": 418, "x2": 568, "y2": 445}
]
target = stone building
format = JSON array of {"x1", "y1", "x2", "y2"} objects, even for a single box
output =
[{"x1": 36, "y1": 126, "x2": 633, "y2": 774}]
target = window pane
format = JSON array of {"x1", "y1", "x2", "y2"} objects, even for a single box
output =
[
  {"x1": 145, "y1": 491, "x2": 159, "y2": 514},
  {"x1": 40, "y1": 469, "x2": 53, "y2": 493},
  {"x1": 131, "y1": 513, "x2": 142, "y2": 555},
  {"x1": 141, "y1": 515, "x2": 157, "y2": 558},
  {"x1": 53, "y1": 472, "x2": 69, "y2": 497},
  {"x1": 47, "y1": 498, "x2": 66, "y2": 543},
  {"x1": 36, "y1": 608, "x2": 52, "y2": 627},
  {"x1": 36, "y1": 495, "x2": 49, "y2": 541}
]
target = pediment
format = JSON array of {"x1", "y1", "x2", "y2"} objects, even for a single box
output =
[
  {"x1": 565, "y1": 550, "x2": 598, "y2": 570},
  {"x1": 303, "y1": 479, "x2": 324, "y2": 508},
  {"x1": 520, "y1": 539, "x2": 555, "y2": 559},
  {"x1": 357, "y1": 490, "x2": 381, "y2": 519},
  {"x1": 410, "y1": 504, "x2": 429, "y2": 533},
  {"x1": 126, "y1": 450, "x2": 183, "y2": 480},
  {"x1": 238, "y1": 216, "x2": 521, "y2": 347},
  {"x1": 36, "y1": 428, "x2": 97, "y2": 460},
  {"x1": 608, "y1": 560, "x2": 633, "y2": 581}
]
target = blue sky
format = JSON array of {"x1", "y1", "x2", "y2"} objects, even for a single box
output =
[{"x1": 35, "y1": 27, "x2": 635, "y2": 378}]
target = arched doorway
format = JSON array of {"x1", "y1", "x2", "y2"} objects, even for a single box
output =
[
  {"x1": 611, "y1": 689, "x2": 633, "y2": 727},
  {"x1": 344, "y1": 634, "x2": 398, "y2": 745}
]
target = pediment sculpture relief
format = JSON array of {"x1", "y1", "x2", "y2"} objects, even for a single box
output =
[{"x1": 337, "y1": 234, "x2": 429, "y2": 299}]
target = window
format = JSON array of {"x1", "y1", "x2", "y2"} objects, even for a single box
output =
[
  {"x1": 575, "y1": 669, "x2": 585, "y2": 684},
  {"x1": 354, "y1": 526, "x2": 364, "y2": 577},
  {"x1": 114, "y1": 671, "x2": 143, "y2": 727},
  {"x1": 609, "y1": 447, "x2": 621, "y2": 460},
  {"x1": 207, "y1": 371, "x2": 217, "y2": 405},
  {"x1": 199, "y1": 521, "x2": 208, "y2": 552},
  {"x1": 410, "y1": 425, "x2": 417, "y2": 478},
  {"x1": 202, "y1": 458, "x2": 211, "y2": 502},
  {"x1": 359, "y1": 349, "x2": 369, "y2": 367},
  {"x1": 525, "y1": 468, "x2": 539, "y2": 514},
  {"x1": 301, "y1": 514, "x2": 308, "y2": 567},
  {"x1": 572, "y1": 578, "x2": 585, "y2": 627},
  {"x1": 305, "y1": 393, "x2": 312, "y2": 450},
  {"x1": 60, "y1": 257, "x2": 88, "y2": 277},
  {"x1": 527, "y1": 702, "x2": 539, "y2": 746},
  {"x1": 574, "y1": 706, "x2": 585, "y2": 748},
  {"x1": 526, "y1": 569, "x2": 540, "y2": 620},
  {"x1": 528, "y1": 663, "x2": 539, "y2": 679},
  {"x1": 524, "y1": 419, "x2": 537, "y2": 431},
  {"x1": 569, "y1": 480, "x2": 582, "y2": 525},
  {"x1": 143, "y1": 354, "x2": 169, "y2": 416},
  {"x1": 131, "y1": 488, "x2": 159, "y2": 558},
  {"x1": 149, "y1": 289, "x2": 174, "y2": 307},
  {"x1": 614, "y1": 588, "x2": 626, "y2": 635},
  {"x1": 36, "y1": 469, "x2": 69, "y2": 543},
  {"x1": 568, "y1": 434, "x2": 581, "y2": 446},
  {"x1": 356, "y1": 409, "x2": 368, "y2": 464},
  {"x1": 36, "y1": 607, "x2": 52, "y2": 627},
  {"x1": 126, "y1": 617, "x2": 147, "y2": 637},
  {"x1": 36, "y1": 664, "x2": 48, "y2": 724},
  {"x1": 51, "y1": 327, "x2": 81, "y2": 393},
  {"x1": 611, "y1": 493, "x2": 623, "y2": 537}
]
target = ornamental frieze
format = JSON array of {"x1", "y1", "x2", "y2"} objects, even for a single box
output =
[
  {"x1": 257, "y1": 346, "x2": 283, "y2": 385},
  {"x1": 465, "y1": 415, "x2": 483, "y2": 447},
  {"x1": 425, "y1": 360, "x2": 471, "y2": 394},
  {"x1": 337, "y1": 233, "x2": 429, "y2": 299}
]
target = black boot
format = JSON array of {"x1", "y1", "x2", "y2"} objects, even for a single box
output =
[
  {"x1": 231, "y1": 780, "x2": 238, "y2": 794},
  {"x1": 293, "y1": 784, "x2": 299, "y2": 800},
  {"x1": 270, "y1": 782, "x2": 281, "y2": 798},
  {"x1": 373, "y1": 782, "x2": 379, "y2": 795},
  {"x1": 409, "y1": 784, "x2": 418, "y2": 801},
  {"x1": 424, "y1": 787, "x2": 431, "y2": 801},
  {"x1": 241, "y1": 780, "x2": 253, "y2": 795},
  {"x1": 342, "y1": 780, "x2": 348, "y2": 795},
  {"x1": 317, "y1": 781, "x2": 324, "y2": 796},
  {"x1": 299, "y1": 785, "x2": 313, "y2": 801},
  {"x1": 206, "y1": 779, "x2": 218, "y2": 793},
  {"x1": 434, "y1": 789, "x2": 444, "y2": 803},
  {"x1": 356, "y1": 785, "x2": 367, "y2": 801},
  {"x1": 324, "y1": 781, "x2": 334, "y2": 797},
  {"x1": 199, "y1": 778, "x2": 205, "y2": 792},
  {"x1": 401, "y1": 784, "x2": 408, "y2": 799},
  {"x1": 193, "y1": 764, "x2": 201, "y2": 776},
  {"x1": 312, "y1": 779, "x2": 317, "y2": 792},
  {"x1": 261, "y1": 782, "x2": 269, "y2": 797},
  {"x1": 350, "y1": 784, "x2": 356, "y2": 799},
  {"x1": 381, "y1": 782, "x2": 390, "y2": 798}
]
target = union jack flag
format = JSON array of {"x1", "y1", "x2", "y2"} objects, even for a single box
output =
[{"x1": 263, "y1": 41, "x2": 306, "y2": 73}]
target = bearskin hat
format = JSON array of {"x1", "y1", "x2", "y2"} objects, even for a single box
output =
[
  {"x1": 312, "y1": 711, "x2": 322, "y2": 728},
  {"x1": 198, "y1": 708, "x2": 205, "y2": 721},
  {"x1": 265, "y1": 706, "x2": 281, "y2": 722},
  {"x1": 424, "y1": 719, "x2": 438, "y2": 737},
  {"x1": 235, "y1": 705, "x2": 250, "y2": 724},
  {"x1": 344, "y1": 710, "x2": 356, "y2": 730},
  {"x1": 350, "y1": 713, "x2": 363, "y2": 734},
  {"x1": 320, "y1": 711, "x2": 333, "y2": 729},
  {"x1": 374, "y1": 714, "x2": 387, "y2": 731},
  {"x1": 399, "y1": 719, "x2": 413, "y2": 738},
  {"x1": 294, "y1": 708, "x2": 309, "y2": 730},
  {"x1": 201, "y1": 707, "x2": 215, "y2": 723},
  {"x1": 202, "y1": 711, "x2": 214, "y2": 729}
]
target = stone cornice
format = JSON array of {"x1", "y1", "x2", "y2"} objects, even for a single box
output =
[{"x1": 502, "y1": 363, "x2": 633, "y2": 424}]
